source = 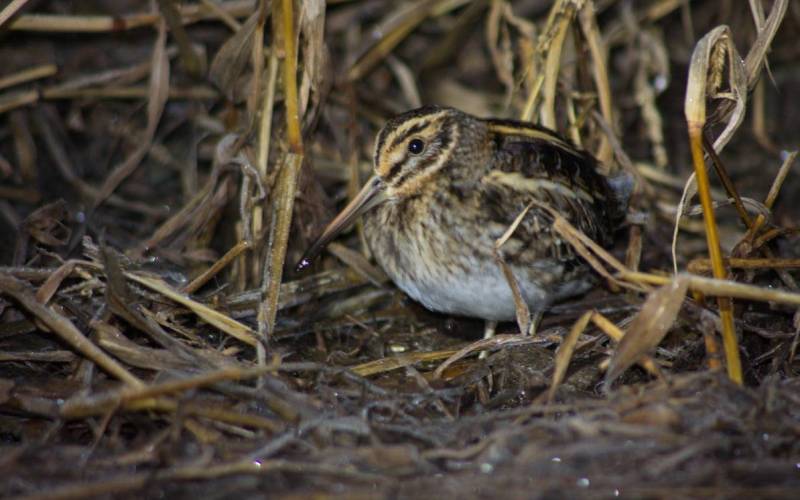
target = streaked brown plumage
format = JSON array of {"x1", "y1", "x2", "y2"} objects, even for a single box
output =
[{"x1": 299, "y1": 106, "x2": 631, "y2": 322}]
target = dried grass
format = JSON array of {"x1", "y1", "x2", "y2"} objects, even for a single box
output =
[{"x1": 1, "y1": 0, "x2": 800, "y2": 497}]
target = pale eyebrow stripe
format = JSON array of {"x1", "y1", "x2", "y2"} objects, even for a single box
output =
[
  {"x1": 388, "y1": 120, "x2": 430, "y2": 150},
  {"x1": 486, "y1": 123, "x2": 575, "y2": 153}
]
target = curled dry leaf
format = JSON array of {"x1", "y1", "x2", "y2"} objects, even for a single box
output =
[
  {"x1": 209, "y1": 12, "x2": 261, "y2": 102},
  {"x1": 605, "y1": 275, "x2": 690, "y2": 386}
]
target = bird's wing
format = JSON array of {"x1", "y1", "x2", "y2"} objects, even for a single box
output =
[{"x1": 478, "y1": 120, "x2": 617, "y2": 264}]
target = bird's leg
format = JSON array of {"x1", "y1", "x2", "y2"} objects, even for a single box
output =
[
  {"x1": 483, "y1": 320, "x2": 498, "y2": 340},
  {"x1": 478, "y1": 319, "x2": 498, "y2": 360}
]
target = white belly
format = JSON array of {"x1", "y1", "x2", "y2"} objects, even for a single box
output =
[{"x1": 388, "y1": 260, "x2": 557, "y2": 321}]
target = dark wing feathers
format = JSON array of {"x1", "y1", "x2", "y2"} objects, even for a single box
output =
[{"x1": 482, "y1": 119, "x2": 623, "y2": 247}]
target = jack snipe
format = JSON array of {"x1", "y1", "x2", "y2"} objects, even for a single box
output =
[{"x1": 299, "y1": 106, "x2": 631, "y2": 324}]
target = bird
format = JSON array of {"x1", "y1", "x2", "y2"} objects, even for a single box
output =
[{"x1": 297, "y1": 105, "x2": 632, "y2": 331}]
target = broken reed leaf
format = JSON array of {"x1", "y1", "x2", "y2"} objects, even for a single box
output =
[
  {"x1": 548, "y1": 310, "x2": 593, "y2": 402},
  {"x1": 494, "y1": 201, "x2": 535, "y2": 335},
  {"x1": 742, "y1": 0, "x2": 789, "y2": 87},
  {"x1": 0, "y1": 272, "x2": 144, "y2": 387},
  {"x1": 299, "y1": 0, "x2": 327, "y2": 104},
  {"x1": 605, "y1": 276, "x2": 690, "y2": 386},
  {"x1": 34, "y1": 260, "x2": 77, "y2": 304}
]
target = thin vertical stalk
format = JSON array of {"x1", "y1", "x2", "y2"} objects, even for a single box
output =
[
  {"x1": 688, "y1": 124, "x2": 742, "y2": 384},
  {"x1": 259, "y1": 0, "x2": 304, "y2": 340}
]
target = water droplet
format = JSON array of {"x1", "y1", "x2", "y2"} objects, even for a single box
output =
[{"x1": 653, "y1": 75, "x2": 668, "y2": 92}]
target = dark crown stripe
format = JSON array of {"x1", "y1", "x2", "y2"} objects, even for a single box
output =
[{"x1": 388, "y1": 120, "x2": 431, "y2": 150}]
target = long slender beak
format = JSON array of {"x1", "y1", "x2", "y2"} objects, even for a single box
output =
[{"x1": 296, "y1": 175, "x2": 386, "y2": 271}]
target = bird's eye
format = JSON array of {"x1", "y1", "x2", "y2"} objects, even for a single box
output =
[{"x1": 408, "y1": 138, "x2": 425, "y2": 155}]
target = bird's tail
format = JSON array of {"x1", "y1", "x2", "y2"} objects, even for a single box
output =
[{"x1": 607, "y1": 172, "x2": 635, "y2": 222}]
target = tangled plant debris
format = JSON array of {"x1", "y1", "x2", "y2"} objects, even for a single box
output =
[{"x1": 0, "y1": 1, "x2": 799, "y2": 498}]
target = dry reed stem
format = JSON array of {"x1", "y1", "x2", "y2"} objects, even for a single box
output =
[
  {"x1": 259, "y1": 0, "x2": 305, "y2": 340},
  {"x1": 252, "y1": 50, "x2": 279, "y2": 263},
  {"x1": 684, "y1": 27, "x2": 746, "y2": 384},
  {"x1": 688, "y1": 258, "x2": 800, "y2": 275},
  {"x1": 346, "y1": 0, "x2": 441, "y2": 82},
  {"x1": 284, "y1": 0, "x2": 307, "y2": 144},
  {"x1": 183, "y1": 240, "x2": 252, "y2": 294},
  {"x1": 351, "y1": 350, "x2": 460, "y2": 377},
  {"x1": 8, "y1": 0, "x2": 256, "y2": 32},
  {"x1": 0, "y1": 0, "x2": 32, "y2": 28},
  {"x1": 537, "y1": 0, "x2": 576, "y2": 129},
  {"x1": 259, "y1": 153, "x2": 303, "y2": 339},
  {"x1": 0, "y1": 64, "x2": 57, "y2": 91},
  {"x1": 623, "y1": 271, "x2": 800, "y2": 307},
  {"x1": 578, "y1": 2, "x2": 613, "y2": 163}
]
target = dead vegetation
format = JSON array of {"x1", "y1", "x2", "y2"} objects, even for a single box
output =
[{"x1": 1, "y1": 0, "x2": 800, "y2": 498}]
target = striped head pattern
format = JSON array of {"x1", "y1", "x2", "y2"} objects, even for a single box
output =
[{"x1": 372, "y1": 106, "x2": 470, "y2": 197}]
